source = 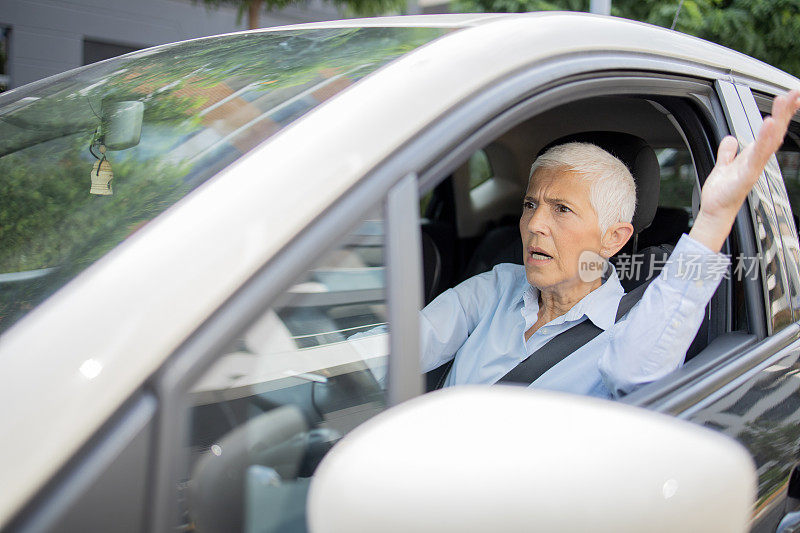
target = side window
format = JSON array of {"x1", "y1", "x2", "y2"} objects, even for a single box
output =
[
  {"x1": 774, "y1": 124, "x2": 800, "y2": 227},
  {"x1": 179, "y1": 214, "x2": 388, "y2": 532},
  {"x1": 634, "y1": 147, "x2": 698, "y2": 252},
  {"x1": 768, "y1": 116, "x2": 800, "y2": 317},
  {"x1": 468, "y1": 148, "x2": 493, "y2": 190},
  {"x1": 655, "y1": 147, "x2": 697, "y2": 224}
]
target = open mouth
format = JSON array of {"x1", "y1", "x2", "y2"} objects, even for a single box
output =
[{"x1": 528, "y1": 247, "x2": 553, "y2": 261}]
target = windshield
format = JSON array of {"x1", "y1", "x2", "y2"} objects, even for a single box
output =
[{"x1": 0, "y1": 26, "x2": 449, "y2": 335}]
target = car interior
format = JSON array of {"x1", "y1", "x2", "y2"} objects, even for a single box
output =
[
  {"x1": 418, "y1": 94, "x2": 729, "y2": 390},
  {"x1": 182, "y1": 92, "x2": 745, "y2": 532}
]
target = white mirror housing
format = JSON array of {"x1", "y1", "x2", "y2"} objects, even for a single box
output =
[{"x1": 308, "y1": 387, "x2": 756, "y2": 533}]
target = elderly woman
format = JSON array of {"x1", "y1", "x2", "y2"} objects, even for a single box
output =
[{"x1": 420, "y1": 90, "x2": 800, "y2": 399}]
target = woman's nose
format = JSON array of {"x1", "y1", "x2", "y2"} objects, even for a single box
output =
[{"x1": 526, "y1": 206, "x2": 550, "y2": 234}]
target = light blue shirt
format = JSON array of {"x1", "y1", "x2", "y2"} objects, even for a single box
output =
[{"x1": 420, "y1": 234, "x2": 730, "y2": 399}]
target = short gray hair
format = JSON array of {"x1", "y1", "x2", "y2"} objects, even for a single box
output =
[{"x1": 528, "y1": 142, "x2": 636, "y2": 235}]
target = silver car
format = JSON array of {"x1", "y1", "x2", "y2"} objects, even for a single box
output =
[{"x1": 2, "y1": 12, "x2": 800, "y2": 533}]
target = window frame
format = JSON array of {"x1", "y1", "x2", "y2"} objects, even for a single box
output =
[
  {"x1": 419, "y1": 75, "x2": 740, "y2": 325},
  {"x1": 410, "y1": 73, "x2": 772, "y2": 411},
  {"x1": 148, "y1": 168, "x2": 423, "y2": 532},
  {"x1": 147, "y1": 64, "x2": 775, "y2": 532},
  {"x1": 721, "y1": 83, "x2": 796, "y2": 334},
  {"x1": 752, "y1": 91, "x2": 800, "y2": 325},
  {"x1": 5, "y1": 392, "x2": 156, "y2": 532}
]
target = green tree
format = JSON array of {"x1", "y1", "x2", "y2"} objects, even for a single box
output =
[
  {"x1": 452, "y1": 0, "x2": 800, "y2": 78},
  {"x1": 0, "y1": 27, "x2": 445, "y2": 333}
]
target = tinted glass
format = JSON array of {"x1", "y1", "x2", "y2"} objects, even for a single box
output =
[
  {"x1": 467, "y1": 148, "x2": 493, "y2": 189},
  {"x1": 0, "y1": 27, "x2": 449, "y2": 335},
  {"x1": 656, "y1": 147, "x2": 697, "y2": 216},
  {"x1": 183, "y1": 215, "x2": 388, "y2": 532},
  {"x1": 648, "y1": 147, "x2": 697, "y2": 246},
  {"x1": 772, "y1": 122, "x2": 800, "y2": 316}
]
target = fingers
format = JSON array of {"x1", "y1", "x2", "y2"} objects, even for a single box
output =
[
  {"x1": 716, "y1": 135, "x2": 738, "y2": 165},
  {"x1": 760, "y1": 89, "x2": 800, "y2": 149},
  {"x1": 771, "y1": 89, "x2": 800, "y2": 126},
  {"x1": 746, "y1": 89, "x2": 800, "y2": 174},
  {"x1": 749, "y1": 116, "x2": 782, "y2": 167}
]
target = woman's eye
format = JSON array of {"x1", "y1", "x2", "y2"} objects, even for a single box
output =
[
  {"x1": 556, "y1": 204, "x2": 571, "y2": 213},
  {"x1": 523, "y1": 201, "x2": 535, "y2": 210}
]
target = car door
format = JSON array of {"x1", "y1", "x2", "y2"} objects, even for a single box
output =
[
  {"x1": 401, "y1": 65, "x2": 789, "y2": 533},
  {"x1": 402, "y1": 68, "x2": 798, "y2": 531},
  {"x1": 633, "y1": 81, "x2": 800, "y2": 533},
  {"x1": 144, "y1": 174, "x2": 425, "y2": 532},
  {"x1": 743, "y1": 87, "x2": 800, "y2": 533}
]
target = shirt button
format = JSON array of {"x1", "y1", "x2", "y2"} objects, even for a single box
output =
[
  {"x1": 694, "y1": 280, "x2": 703, "y2": 288},
  {"x1": 540, "y1": 327, "x2": 548, "y2": 335},
  {"x1": 671, "y1": 319, "x2": 681, "y2": 328}
]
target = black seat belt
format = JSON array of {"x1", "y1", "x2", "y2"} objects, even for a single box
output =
[
  {"x1": 431, "y1": 278, "x2": 653, "y2": 390},
  {"x1": 496, "y1": 278, "x2": 652, "y2": 385}
]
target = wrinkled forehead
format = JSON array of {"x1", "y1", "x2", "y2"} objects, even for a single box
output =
[{"x1": 525, "y1": 166, "x2": 592, "y2": 202}]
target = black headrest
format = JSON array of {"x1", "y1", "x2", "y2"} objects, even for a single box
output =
[{"x1": 537, "y1": 132, "x2": 660, "y2": 234}]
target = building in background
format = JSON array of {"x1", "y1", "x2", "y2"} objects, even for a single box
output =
[{"x1": 0, "y1": 0, "x2": 343, "y2": 91}]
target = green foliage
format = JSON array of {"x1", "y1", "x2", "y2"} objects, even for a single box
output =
[
  {"x1": 453, "y1": 0, "x2": 800, "y2": 78},
  {"x1": 453, "y1": 0, "x2": 585, "y2": 13},
  {"x1": 468, "y1": 149, "x2": 493, "y2": 189},
  {"x1": 655, "y1": 149, "x2": 696, "y2": 210},
  {"x1": 0, "y1": 131, "x2": 191, "y2": 331},
  {"x1": 0, "y1": 27, "x2": 446, "y2": 333}
]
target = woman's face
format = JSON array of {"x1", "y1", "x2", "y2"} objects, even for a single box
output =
[{"x1": 519, "y1": 166, "x2": 604, "y2": 292}]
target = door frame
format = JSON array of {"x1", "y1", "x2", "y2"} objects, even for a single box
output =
[{"x1": 148, "y1": 56, "x2": 771, "y2": 531}]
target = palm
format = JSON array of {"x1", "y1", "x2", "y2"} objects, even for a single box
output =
[{"x1": 700, "y1": 90, "x2": 800, "y2": 219}]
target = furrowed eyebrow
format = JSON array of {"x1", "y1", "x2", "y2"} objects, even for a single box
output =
[
  {"x1": 524, "y1": 195, "x2": 576, "y2": 209},
  {"x1": 543, "y1": 196, "x2": 573, "y2": 207}
]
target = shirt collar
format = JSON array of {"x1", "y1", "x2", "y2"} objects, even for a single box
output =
[{"x1": 518, "y1": 263, "x2": 625, "y2": 331}]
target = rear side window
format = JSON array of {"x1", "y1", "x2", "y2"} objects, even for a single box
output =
[
  {"x1": 634, "y1": 147, "x2": 697, "y2": 252},
  {"x1": 656, "y1": 147, "x2": 697, "y2": 217},
  {"x1": 775, "y1": 126, "x2": 800, "y2": 225},
  {"x1": 467, "y1": 148, "x2": 493, "y2": 189},
  {"x1": 770, "y1": 117, "x2": 800, "y2": 316}
]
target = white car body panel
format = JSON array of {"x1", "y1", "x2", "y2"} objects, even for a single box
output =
[{"x1": 0, "y1": 12, "x2": 797, "y2": 525}]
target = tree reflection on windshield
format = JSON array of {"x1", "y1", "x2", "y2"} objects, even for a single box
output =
[{"x1": 0, "y1": 26, "x2": 450, "y2": 335}]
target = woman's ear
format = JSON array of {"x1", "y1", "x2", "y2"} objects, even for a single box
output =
[{"x1": 600, "y1": 222, "x2": 634, "y2": 258}]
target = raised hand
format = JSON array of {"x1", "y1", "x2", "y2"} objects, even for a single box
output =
[{"x1": 689, "y1": 89, "x2": 800, "y2": 252}]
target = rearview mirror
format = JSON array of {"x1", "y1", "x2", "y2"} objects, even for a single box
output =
[
  {"x1": 100, "y1": 100, "x2": 143, "y2": 150},
  {"x1": 308, "y1": 387, "x2": 756, "y2": 533}
]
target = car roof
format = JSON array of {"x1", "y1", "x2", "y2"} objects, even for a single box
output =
[{"x1": 1, "y1": 12, "x2": 798, "y2": 526}]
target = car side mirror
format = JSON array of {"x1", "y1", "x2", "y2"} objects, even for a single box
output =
[
  {"x1": 308, "y1": 387, "x2": 756, "y2": 533},
  {"x1": 100, "y1": 100, "x2": 143, "y2": 150}
]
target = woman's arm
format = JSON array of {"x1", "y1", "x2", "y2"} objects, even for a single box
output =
[
  {"x1": 599, "y1": 89, "x2": 800, "y2": 397},
  {"x1": 419, "y1": 266, "x2": 508, "y2": 373},
  {"x1": 690, "y1": 90, "x2": 800, "y2": 252},
  {"x1": 597, "y1": 235, "x2": 729, "y2": 397}
]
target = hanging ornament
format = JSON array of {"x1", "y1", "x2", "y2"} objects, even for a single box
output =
[{"x1": 89, "y1": 144, "x2": 114, "y2": 196}]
